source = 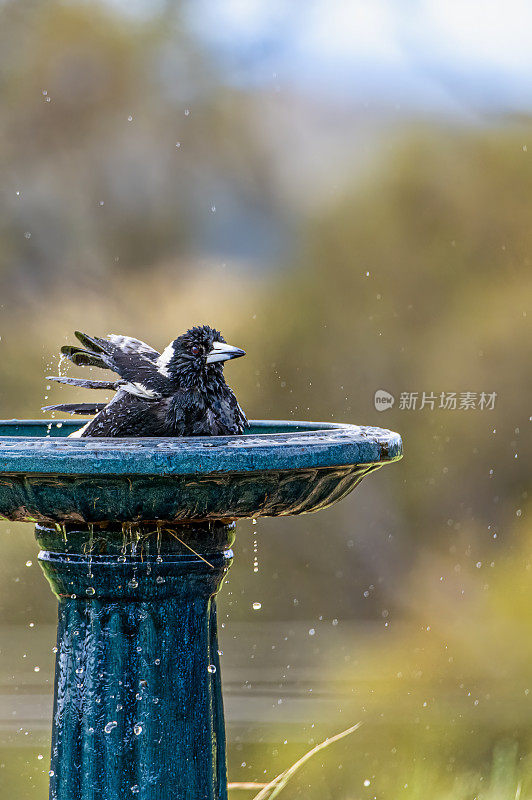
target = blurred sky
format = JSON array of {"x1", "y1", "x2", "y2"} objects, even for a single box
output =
[{"x1": 172, "y1": 0, "x2": 532, "y2": 117}]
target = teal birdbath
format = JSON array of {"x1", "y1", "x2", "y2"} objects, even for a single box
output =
[{"x1": 0, "y1": 419, "x2": 402, "y2": 800}]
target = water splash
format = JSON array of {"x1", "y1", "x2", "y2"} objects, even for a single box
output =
[
  {"x1": 104, "y1": 721, "x2": 117, "y2": 734},
  {"x1": 57, "y1": 353, "x2": 67, "y2": 378}
]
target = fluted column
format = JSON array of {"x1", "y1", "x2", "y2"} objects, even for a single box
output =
[{"x1": 36, "y1": 522, "x2": 234, "y2": 800}]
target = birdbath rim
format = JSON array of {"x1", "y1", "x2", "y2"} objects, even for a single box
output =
[
  {"x1": 0, "y1": 419, "x2": 402, "y2": 476},
  {"x1": 0, "y1": 419, "x2": 402, "y2": 523}
]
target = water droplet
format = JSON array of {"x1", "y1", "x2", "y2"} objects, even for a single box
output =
[
  {"x1": 131, "y1": 786, "x2": 139, "y2": 794},
  {"x1": 128, "y1": 578, "x2": 139, "y2": 589},
  {"x1": 75, "y1": 667, "x2": 84, "y2": 675},
  {"x1": 184, "y1": 108, "x2": 190, "y2": 116},
  {"x1": 52, "y1": 646, "x2": 58, "y2": 654},
  {"x1": 364, "y1": 778, "x2": 371, "y2": 787},
  {"x1": 118, "y1": 555, "x2": 126, "y2": 563},
  {"x1": 127, "y1": 115, "x2": 133, "y2": 122},
  {"x1": 24, "y1": 231, "x2": 31, "y2": 239},
  {"x1": 308, "y1": 628, "x2": 315, "y2": 636},
  {"x1": 154, "y1": 658, "x2": 161, "y2": 665},
  {"x1": 252, "y1": 602, "x2": 262, "y2": 611},
  {"x1": 37, "y1": 754, "x2": 43, "y2": 760},
  {"x1": 86, "y1": 587, "x2": 95, "y2": 596},
  {"x1": 25, "y1": 560, "x2": 32, "y2": 567},
  {"x1": 156, "y1": 576, "x2": 165, "y2": 584},
  {"x1": 175, "y1": 142, "x2": 181, "y2": 148},
  {"x1": 207, "y1": 664, "x2": 216, "y2": 674},
  {"x1": 33, "y1": 666, "x2": 40, "y2": 672},
  {"x1": 49, "y1": 770, "x2": 55, "y2": 777},
  {"x1": 104, "y1": 721, "x2": 117, "y2": 734},
  {"x1": 133, "y1": 724, "x2": 142, "y2": 736}
]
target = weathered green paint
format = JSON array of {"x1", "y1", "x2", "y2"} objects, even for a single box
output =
[{"x1": 0, "y1": 419, "x2": 403, "y2": 800}]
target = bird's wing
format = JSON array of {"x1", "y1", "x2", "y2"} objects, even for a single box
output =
[
  {"x1": 226, "y1": 389, "x2": 248, "y2": 433},
  {"x1": 105, "y1": 334, "x2": 160, "y2": 361},
  {"x1": 46, "y1": 376, "x2": 122, "y2": 390},
  {"x1": 60, "y1": 346, "x2": 108, "y2": 369},
  {"x1": 236, "y1": 399, "x2": 248, "y2": 431},
  {"x1": 61, "y1": 331, "x2": 174, "y2": 398},
  {"x1": 41, "y1": 402, "x2": 108, "y2": 415},
  {"x1": 71, "y1": 392, "x2": 173, "y2": 437}
]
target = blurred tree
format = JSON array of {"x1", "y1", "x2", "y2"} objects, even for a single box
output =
[
  {"x1": 242, "y1": 128, "x2": 532, "y2": 558},
  {"x1": 0, "y1": 0, "x2": 284, "y2": 294}
]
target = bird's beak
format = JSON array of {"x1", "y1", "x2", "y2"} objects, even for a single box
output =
[{"x1": 206, "y1": 341, "x2": 246, "y2": 364}]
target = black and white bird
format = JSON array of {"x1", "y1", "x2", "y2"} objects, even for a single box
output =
[{"x1": 42, "y1": 326, "x2": 247, "y2": 438}]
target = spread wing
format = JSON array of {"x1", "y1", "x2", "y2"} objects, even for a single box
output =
[
  {"x1": 41, "y1": 402, "x2": 108, "y2": 415},
  {"x1": 59, "y1": 331, "x2": 174, "y2": 398}
]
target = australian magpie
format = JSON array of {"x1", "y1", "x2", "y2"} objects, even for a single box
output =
[{"x1": 42, "y1": 326, "x2": 247, "y2": 437}]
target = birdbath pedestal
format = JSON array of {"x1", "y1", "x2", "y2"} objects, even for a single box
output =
[{"x1": 0, "y1": 420, "x2": 402, "y2": 800}]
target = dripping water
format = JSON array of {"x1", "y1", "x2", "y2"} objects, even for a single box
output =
[
  {"x1": 87, "y1": 523, "x2": 94, "y2": 579},
  {"x1": 252, "y1": 518, "x2": 259, "y2": 573}
]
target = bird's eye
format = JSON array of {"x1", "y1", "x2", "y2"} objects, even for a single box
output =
[{"x1": 191, "y1": 345, "x2": 200, "y2": 356}]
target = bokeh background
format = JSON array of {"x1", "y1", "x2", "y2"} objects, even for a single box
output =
[{"x1": 0, "y1": 1, "x2": 531, "y2": 797}]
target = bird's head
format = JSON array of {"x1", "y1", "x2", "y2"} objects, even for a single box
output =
[{"x1": 157, "y1": 325, "x2": 245, "y2": 387}]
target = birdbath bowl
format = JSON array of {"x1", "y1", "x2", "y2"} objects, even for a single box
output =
[{"x1": 0, "y1": 419, "x2": 402, "y2": 800}]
